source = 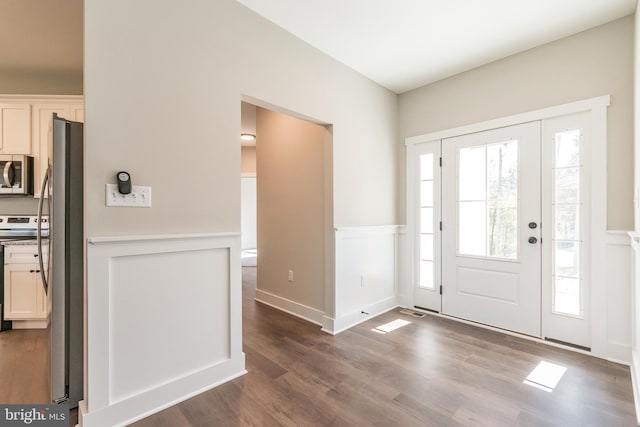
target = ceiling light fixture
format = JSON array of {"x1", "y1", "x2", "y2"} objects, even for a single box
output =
[{"x1": 240, "y1": 133, "x2": 256, "y2": 141}]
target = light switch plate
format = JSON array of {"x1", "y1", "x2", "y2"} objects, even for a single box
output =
[{"x1": 106, "y1": 184, "x2": 152, "y2": 207}]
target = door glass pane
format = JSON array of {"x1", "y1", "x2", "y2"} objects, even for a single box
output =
[
  {"x1": 555, "y1": 130, "x2": 580, "y2": 168},
  {"x1": 421, "y1": 181, "x2": 433, "y2": 207},
  {"x1": 555, "y1": 168, "x2": 579, "y2": 204},
  {"x1": 459, "y1": 201, "x2": 486, "y2": 256},
  {"x1": 420, "y1": 234, "x2": 433, "y2": 261},
  {"x1": 419, "y1": 152, "x2": 435, "y2": 290},
  {"x1": 555, "y1": 241, "x2": 579, "y2": 278},
  {"x1": 488, "y1": 205, "x2": 517, "y2": 259},
  {"x1": 419, "y1": 260, "x2": 434, "y2": 289},
  {"x1": 457, "y1": 140, "x2": 519, "y2": 259},
  {"x1": 420, "y1": 154, "x2": 433, "y2": 181},
  {"x1": 420, "y1": 208, "x2": 433, "y2": 234},
  {"x1": 555, "y1": 205, "x2": 579, "y2": 240},
  {"x1": 459, "y1": 146, "x2": 486, "y2": 201},
  {"x1": 487, "y1": 140, "x2": 518, "y2": 202},
  {"x1": 552, "y1": 129, "x2": 582, "y2": 317},
  {"x1": 554, "y1": 277, "x2": 581, "y2": 317}
]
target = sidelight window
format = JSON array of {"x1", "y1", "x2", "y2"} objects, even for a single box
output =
[
  {"x1": 419, "y1": 153, "x2": 435, "y2": 289},
  {"x1": 552, "y1": 130, "x2": 582, "y2": 317}
]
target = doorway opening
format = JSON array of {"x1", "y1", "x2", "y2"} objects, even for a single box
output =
[{"x1": 240, "y1": 99, "x2": 333, "y2": 326}]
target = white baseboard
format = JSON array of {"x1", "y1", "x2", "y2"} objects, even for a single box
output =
[
  {"x1": 255, "y1": 288, "x2": 324, "y2": 326},
  {"x1": 322, "y1": 296, "x2": 398, "y2": 335},
  {"x1": 11, "y1": 320, "x2": 47, "y2": 329},
  {"x1": 79, "y1": 357, "x2": 246, "y2": 427},
  {"x1": 631, "y1": 350, "x2": 640, "y2": 426},
  {"x1": 607, "y1": 341, "x2": 632, "y2": 366}
]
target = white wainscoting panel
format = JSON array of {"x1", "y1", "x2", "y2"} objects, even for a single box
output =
[
  {"x1": 80, "y1": 233, "x2": 245, "y2": 427},
  {"x1": 628, "y1": 231, "x2": 640, "y2": 424},
  {"x1": 605, "y1": 231, "x2": 632, "y2": 364},
  {"x1": 323, "y1": 226, "x2": 403, "y2": 334}
]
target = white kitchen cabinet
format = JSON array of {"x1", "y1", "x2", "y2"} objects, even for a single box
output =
[
  {"x1": 4, "y1": 245, "x2": 48, "y2": 324},
  {"x1": 32, "y1": 104, "x2": 70, "y2": 197},
  {"x1": 31, "y1": 100, "x2": 84, "y2": 197},
  {"x1": 68, "y1": 103, "x2": 84, "y2": 123},
  {"x1": 0, "y1": 103, "x2": 31, "y2": 154},
  {"x1": 4, "y1": 264, "x2": 46, "y2": 320}
]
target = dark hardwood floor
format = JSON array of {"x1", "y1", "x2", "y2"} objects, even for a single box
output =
[{"x1": 134, "y1": 266, "x2": 637, "y2": 426}]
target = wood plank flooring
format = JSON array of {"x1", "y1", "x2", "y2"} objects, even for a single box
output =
[
  {"x1": 0, "y1": 328, "x2": 78, "y2": 427},
  {"x1": 134, "y1": 266, "x2": 637, "y2": 426},
  {"x1": 0, "y1": 328, "x2": 49, "y2": 404}
]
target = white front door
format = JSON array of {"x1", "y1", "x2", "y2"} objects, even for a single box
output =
[{"x1": 441, "y1": 122, "x2": 542, "y2": 336}]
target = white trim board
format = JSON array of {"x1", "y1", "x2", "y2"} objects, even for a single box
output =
[
  {"x1": 81, "y1": 233, "x2": 245, "y2": 427},
  {"x1": 0, "y1": 94, "x2": 83, "y2": 101},
  {"x1": 405, "y1": 95, "x2": 610, "y2": 145},
  {"x1": 255, "y1": 289, "x2": 325, "y2": 326},
  {"x1": 323, "y1": 297, "x2": 399, "y2": 335}
]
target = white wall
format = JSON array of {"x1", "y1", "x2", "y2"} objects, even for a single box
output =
[
  {"x1": 83, "y1": 0, "x2": 397, "y2": 425},
  {"x1": 399, "y1": 16, "x2": 634, "y2": 230},
  {"x1": 240, "y1": 177, "x2": 256, "y2": 249}
]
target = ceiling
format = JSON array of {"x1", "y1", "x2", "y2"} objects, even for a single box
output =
[
  {"x1": 235, "y1": 0, "x2": 637, "y2": 94},
  {"x1": 0, "y1": 0, "x2": 83, "y2": 74},
  {"x1": 1, "y1": 0, "x2": 634, "y2": 94}
]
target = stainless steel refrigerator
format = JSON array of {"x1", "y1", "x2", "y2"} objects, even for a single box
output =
[{"x1": 37, "y1": 113, "x2": 83, "y2": 408}]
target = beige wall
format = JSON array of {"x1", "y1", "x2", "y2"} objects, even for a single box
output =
[
  {"x1": 241, "y1": 146, "x2": 256, "y2": 175},
  {"x1": 256, "y1": 108, "x2": 326, "y2": 311},
  {"x1": 399, "y1": 16, "x2": 634, "y2": 230},
  {"x1": 0, "y1": 70, "x2": 82, "y2": 95},
  {"x1": 0, "y1": 198, "x2": 39, "y2": 215},
  {"x1": 84, "y1": 0, "x2": 397, "y2": 237}
]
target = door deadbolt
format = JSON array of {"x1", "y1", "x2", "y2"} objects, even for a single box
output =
[
  {"x1": 528, "y1": 236, "x2": 538, "y2": 244},
  {"x1": 528, "y1": 222, "x2": 537, "y2": 229}
]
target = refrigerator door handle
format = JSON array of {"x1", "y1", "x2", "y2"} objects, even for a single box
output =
[{"x1": 37, "y1": 166, "x2": 50, "y2": 294}]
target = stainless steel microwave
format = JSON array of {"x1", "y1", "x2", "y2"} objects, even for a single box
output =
[{"x1": 0, "y1": 155, "x2": 33, "y2": 195}]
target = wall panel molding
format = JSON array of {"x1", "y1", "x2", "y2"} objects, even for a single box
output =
[
  {"x1": 80, "y1": 233, "x2": 245, "y2": 427},
  {"x1": 322, "y1": 226, "x2": 404, "y2": 334}
]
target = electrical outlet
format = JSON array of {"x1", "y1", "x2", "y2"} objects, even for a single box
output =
[
  {"x1": 106, "y1": 184, "x2": 152, "y2": 207},
  {"x1": 360, "y1": 275, "x2": 366, "y2": 287},
  {"x1": 288, "y1": 270, "x2": 294, "y2": 282}
]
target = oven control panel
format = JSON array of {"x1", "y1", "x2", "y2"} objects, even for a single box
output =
[{"x1": 0, "y1": 216, "x2": 49, "y2": 230}]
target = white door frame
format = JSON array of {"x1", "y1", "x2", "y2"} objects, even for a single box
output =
[{"x1": 405, "y1": 95, "x2": 610, "y2": 359}]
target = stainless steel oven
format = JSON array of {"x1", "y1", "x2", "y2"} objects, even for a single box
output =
[{"x1": 0, "y1": 155, "x2": 34, "y2": 195}]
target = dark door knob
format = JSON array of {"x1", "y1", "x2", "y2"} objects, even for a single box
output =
[
  {"x1": 528, "y1": 222, "x2": 537, "y2": 229},
  {"x1": 528, "y1": 236, "x2": 538, "y2": 244}
]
